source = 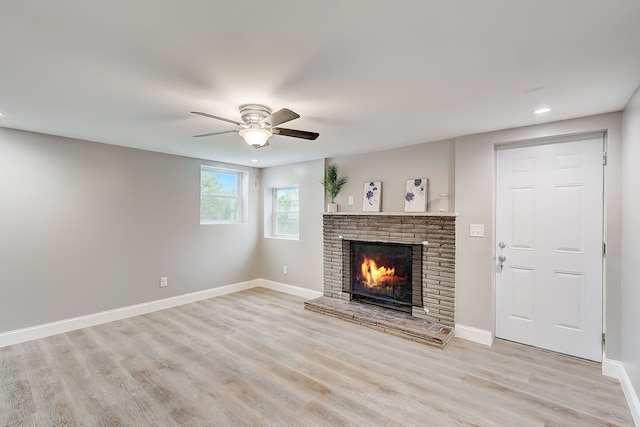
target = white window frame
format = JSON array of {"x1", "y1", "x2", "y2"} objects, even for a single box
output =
[
  {"x1": 272, "y1": 186, "x2": 299, "y2": 239},
  {"x1": 200, "y1": 166, "x2": 245, "y2": 224}
]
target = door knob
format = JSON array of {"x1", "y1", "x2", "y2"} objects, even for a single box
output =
[{"x1": 498, "y1": 241, "x2": 506, "y2": 249}]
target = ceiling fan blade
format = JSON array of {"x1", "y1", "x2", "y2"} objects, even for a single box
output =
[
  {"x1": 193, "y1": 130, "x2": 239, "y2": 138},
  {"x1": 273, "y1": 127, "x2": 319, "y2": 140},
  {"x1": 191, "y1": 111, "x2": 243, "y2": 126},
  {"x1": 262, "y1": 108, "x2": 300, "y2": 127}
]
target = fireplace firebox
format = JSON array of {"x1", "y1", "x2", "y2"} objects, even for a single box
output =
[{"x1": 343, "y1": 240, "x2": 423, "y2": 313}]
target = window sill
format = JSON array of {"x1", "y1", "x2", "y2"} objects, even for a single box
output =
[
  {"x1": 264, "y1": 235, "x2": 299, "y2": 241},
  {"x1": 200, "y1": 221, "x2": 244, "y2": 225}
]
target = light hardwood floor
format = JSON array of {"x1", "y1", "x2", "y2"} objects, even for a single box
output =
[{"x1": 0, "y1": 288, "x2": 633, "y2": 426}]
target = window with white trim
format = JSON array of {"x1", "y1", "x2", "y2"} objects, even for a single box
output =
[
  {"x1": 200, "y1": 166, "x2": 243, "y2": 223},
  {"x1": 273, "y1": 186, "x2": 299, "y2": 238}
]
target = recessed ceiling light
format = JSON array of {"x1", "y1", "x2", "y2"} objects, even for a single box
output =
[
  {"x1": 251, "y1": 158, "x2": 258, "y2": 163},
  {"x1": 533, "y1": 107, "x2": 551, "y2": 115}
]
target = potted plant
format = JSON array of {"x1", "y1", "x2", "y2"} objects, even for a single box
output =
[{"x1": 320, "y1": 163, "x2": 348, "y2": 212}]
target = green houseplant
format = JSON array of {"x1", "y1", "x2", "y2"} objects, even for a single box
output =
[{"x1": 320, "y1": 163, "x2": 348, "y2": 212}]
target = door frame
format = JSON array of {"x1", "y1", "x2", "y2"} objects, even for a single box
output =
[{"x1": 492, "y1": 131, "x2": 607, "y2": 360}]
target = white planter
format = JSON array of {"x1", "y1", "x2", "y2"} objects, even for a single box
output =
[{"x1": 327, "y1": 203, "x2": 338, "y2": 213}]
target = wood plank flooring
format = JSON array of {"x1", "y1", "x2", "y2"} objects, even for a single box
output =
[{"x1": 0, "y1": 288, "x2": 633, "y2": 426}]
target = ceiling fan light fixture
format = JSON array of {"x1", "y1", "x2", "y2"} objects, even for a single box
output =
[{"x1": 239, "y1": 127, "x2": 272, "y2": 147}]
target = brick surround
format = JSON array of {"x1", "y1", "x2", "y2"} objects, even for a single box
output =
[{"x1": 323, "y1": 213, "x2": 456, "y2": 326}]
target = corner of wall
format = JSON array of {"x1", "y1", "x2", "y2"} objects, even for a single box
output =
[
  {"x1": 454, "y1": 324, "x2": 494, "y2": 346},
  {"x1": 603, "y1": 357, "x2": 640, "y2": 425}
]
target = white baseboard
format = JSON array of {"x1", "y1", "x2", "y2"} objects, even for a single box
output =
[
  {"x1": 602, "y1": 356, "x2": 623, "y2": 379},
  {"x1": 621, "y1": 365, "x2": 640, "y2": 426},
  {"x1": 259, "y1": 279, "x2": 323, "y2": 299},
  {"x1": 603, "y1": 357, "x2": 640, "y2": 425},
  {"x1": 455, "y1": 324, "x2": 494, "y2": 346},
  {"x1": 0, "y1": 279, "x2": 319, "y2": 348},
  {"x1": 148, "y1": 280, "x2": 259, "y2": 312},
  {"x1": 0, "y1": 303, "x2": 150, "y2": 349}
]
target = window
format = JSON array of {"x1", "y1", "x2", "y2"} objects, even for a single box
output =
[
  {"x1": 200, "y1": 166, "x2": 243, "y2": 223},
  {"x1": 273, "y1": 187, "x2": 299, "y2": 238}
]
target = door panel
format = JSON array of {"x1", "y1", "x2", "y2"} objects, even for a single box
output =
[
  {"x1": 510, "y1": 187, "x2": 536, "y2": 250},
  {"x1": 509, "y1": 267, "x2": 535, "y2": 321},
  {"x1": 553, "y1": 271, "x2": 585, "y2": 331},
  {"x1": 554, "y1": 184, "x2": 585, "y2": 253},
  {"x1": 495, "y1": 137, "x2": 603, "y2": 362}
]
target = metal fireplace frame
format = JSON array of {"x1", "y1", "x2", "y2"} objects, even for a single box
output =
[{"x1": 341, "y1": 238, "x2": 423, "y2": 313}]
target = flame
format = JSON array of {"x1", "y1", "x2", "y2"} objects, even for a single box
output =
[{"x1": 361, "y1": 256, "x2": 395, "y2": 287}]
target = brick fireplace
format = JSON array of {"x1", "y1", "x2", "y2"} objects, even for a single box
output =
[{"x1": 322, "y1": 213, "x2": 456, "y2": 326}]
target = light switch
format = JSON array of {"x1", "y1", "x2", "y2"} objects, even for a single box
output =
[
  {"x1": 469, "y1": 224, "x2": 484, "y2": 237},
  {"x1": 348, "y1": 196, "x2": 354, "y2": 205}
]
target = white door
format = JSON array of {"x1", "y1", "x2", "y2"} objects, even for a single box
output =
[{"x1": 495, "y1": 136, "x2": 604, "y2": 362}]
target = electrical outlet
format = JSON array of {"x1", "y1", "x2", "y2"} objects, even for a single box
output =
[
  {"x1": 348, "y1": 195, "x2": 354, "y2": 205},
  {"x1": 160, "y1": 276, "x2": 168, "y2": 287},
  {"x1": 469, "y1": 224, "x2": 485, "y2": 238},
  {"x1": 283, "y1": 266, "x2": 288, "y2": 275}
]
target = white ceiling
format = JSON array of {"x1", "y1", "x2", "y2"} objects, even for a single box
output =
[{"x1": 1, "y1": 1, "x2": 639, "y2": 168}]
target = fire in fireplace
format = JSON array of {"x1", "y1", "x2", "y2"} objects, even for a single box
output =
[{"x1": 345, "y1": 240, "x2": 421, "y2": 313}]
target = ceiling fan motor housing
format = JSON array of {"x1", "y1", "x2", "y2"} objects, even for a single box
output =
[{"x1": 240, "y1": 104, "x2": 272, "y2": 127}]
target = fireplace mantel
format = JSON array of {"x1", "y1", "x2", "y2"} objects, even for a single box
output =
[{"x1": 323, "y1": 212, "x2": 457, "y2": 217}]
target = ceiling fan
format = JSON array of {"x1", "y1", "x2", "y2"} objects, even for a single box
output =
[{"x1": 191, "y1": 104, "x2": 319, "y2": 148}]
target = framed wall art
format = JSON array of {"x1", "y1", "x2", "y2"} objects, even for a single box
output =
[
  {"x1": 404, "y1": 178, "x2": 428, "y2": 212},
  {"x1": 362, "y1": 181, "x2": 382, "y2": 212}
]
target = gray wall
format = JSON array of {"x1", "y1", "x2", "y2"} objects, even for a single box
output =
[
  {"x1": 258, "y1": 140, "x2": 456, "y2": 297},
  {"x1": 326, "y1": 139, "x2": 456, "y2": 213},
  {"x1": 258, "y1": 159, "x2": 324, "y2": 291},
  {"x1": 0, "y1": 127, "x2": 260, "y2": 333},
  {"x1": 622, "y1": 88, "x2": 640, "y2": 393},
  {"x1": 455, "y1": 112, "x2": 623, "y2": 359}
]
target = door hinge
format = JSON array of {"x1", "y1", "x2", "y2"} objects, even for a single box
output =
[
  {"x1": 602, "y1": 242, "x2": 606, "y2": 257},
  {"x1": 603, "y1": 152, "x2": 608, "y2": 165},
  {"x1": 602, "y1": 333, "x2": 606, "y2": 348}
]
